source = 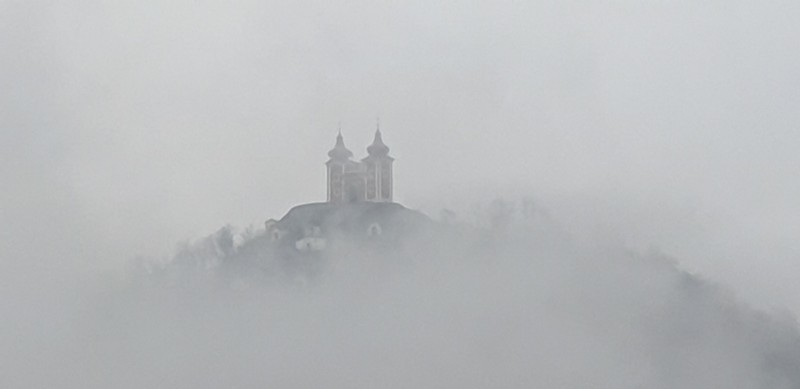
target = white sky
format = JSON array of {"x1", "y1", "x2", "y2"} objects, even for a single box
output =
[{"x1": 1, "y1": 0, "x2": 798, "y2": 311}]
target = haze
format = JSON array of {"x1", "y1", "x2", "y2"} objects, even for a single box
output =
[{"x1": 1, "y1": 1, "x2": 799, "y2": 387}]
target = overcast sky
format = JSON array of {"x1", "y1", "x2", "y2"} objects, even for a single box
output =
[{"x1": 1, "y1": 1, "x2": 799, "y2": 312}]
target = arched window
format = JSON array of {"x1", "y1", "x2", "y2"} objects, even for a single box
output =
[{"x1": 367, "y1": 223, "x2": 382, "y2": 237}]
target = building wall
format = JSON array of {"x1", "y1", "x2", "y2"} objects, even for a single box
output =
[
  {"x1": 328, "y1": 158, "x2": 392, "y2": 204},
  {"x1": 326, "y1": 163, "x2": 343, "y2": 202}
]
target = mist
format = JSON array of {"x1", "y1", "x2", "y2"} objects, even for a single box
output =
[
  {"x1": 2, "y1": 0, "x2": 800, "y2": 387},
  {"x1": 3, "y1": 204, "x2": 800, "y2": 388}
]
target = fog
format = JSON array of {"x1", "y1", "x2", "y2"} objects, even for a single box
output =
[
  {"x1": 4, "y1": 208, "x2": 800, "y2": 388},
  {"x1": 1, "y1": 1, "x2": 799, "y2": 387}
]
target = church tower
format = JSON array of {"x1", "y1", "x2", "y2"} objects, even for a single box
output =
[
  {"x1": 362, "y1": 126, "x2": 394, "y2": 202},
  {"x1": 325, "y1": 125, "x2": 394, "y2": 204},
  {"x1": 326, "y1": 131, "x2": 354, "y2": 203}
]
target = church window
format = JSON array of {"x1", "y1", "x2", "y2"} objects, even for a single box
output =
[{"x1": 367, "y1": 223, "x2": 382, "y2": 237}]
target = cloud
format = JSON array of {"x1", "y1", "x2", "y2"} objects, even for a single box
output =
[{"x1": 5, "y1": 202, "x2": 798, "y2": 388}]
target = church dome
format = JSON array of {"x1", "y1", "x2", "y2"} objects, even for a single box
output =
[
  {"x1": 366, "y1": 129, "x2": 390, "y2": 156},
  {"x1": 328, "y1": 133, "x2": 353, "y2": 160}
]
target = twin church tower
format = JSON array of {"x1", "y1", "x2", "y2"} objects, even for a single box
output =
[{"x1": 326, "y1": 126, "x2": 394, "y2": 204}]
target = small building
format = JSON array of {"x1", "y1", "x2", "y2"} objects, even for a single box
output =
[
  {"x1": 263, "y1": 124, "x2": 433, "y2": 254},
  {"x1": 326, "y1": 127, "x2": 394, "y2": 204}
]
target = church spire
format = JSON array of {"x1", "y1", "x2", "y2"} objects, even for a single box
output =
[
  {"x1": 367, "y1": 122, "x2": 390, "y2": 157},
  {"x1": 328, "y1": 131, "x2": 353, "y2": 160}
]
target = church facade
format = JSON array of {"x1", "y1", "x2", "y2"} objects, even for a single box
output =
[
  {"x1": 262, "y1": 127, "x2": 433, "y2": 254},
  {"x1": 326, "y1": 128, "x2": 394, "y2": 204}
]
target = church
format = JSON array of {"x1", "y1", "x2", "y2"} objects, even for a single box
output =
[
  {"x1": 263, "y1": 125, "x2": 432, "y2": 254},
  {"x1": 326, "y1": 127, "x2": 394, "y2": 203}
]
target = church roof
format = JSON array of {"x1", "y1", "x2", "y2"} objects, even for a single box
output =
[
  {"x1": 273, "y1": 201, "x2": 431, "y2": 244},
  {"x1": 327, "y1": 132, "x2": 353, "y2": 160},
  {"x1": 366, "y1": 129, "x2": 390, "y2": 157}
]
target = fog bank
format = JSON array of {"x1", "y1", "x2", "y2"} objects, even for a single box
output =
[{"x1": 3, "y1": 204, "x2": 799, "y2": 388}]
